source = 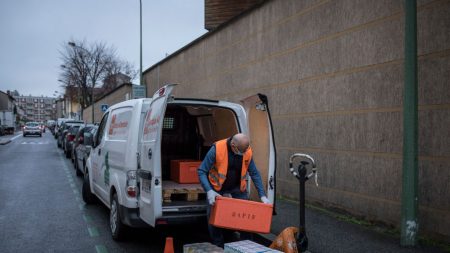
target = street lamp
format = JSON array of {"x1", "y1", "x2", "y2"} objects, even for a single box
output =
[
  {"x1": 68, "y1": 42, "x2": 94, "y2": 123},
  {"x1": 140, "y1": 0, "x2": 143, "y2": 85}
]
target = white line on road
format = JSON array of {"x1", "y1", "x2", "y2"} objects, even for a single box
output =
[{"x1": 11, "y1": 134, "x2": 22, "y2": 141}]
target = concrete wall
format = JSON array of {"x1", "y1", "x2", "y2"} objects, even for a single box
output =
[
  {"x1": 83, "y1": 84, "x2": 132, "y2": 123},
  {"x1": 143, "y1": 0, "x2": 450, "y2": 241}
]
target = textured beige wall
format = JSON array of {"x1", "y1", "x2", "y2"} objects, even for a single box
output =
[
  {"x1": 83, "y1": 85, "x2": 132, "y2": 123},
  {"x1": 143, "y1": 0, "x2": 450, "y2": 240}
]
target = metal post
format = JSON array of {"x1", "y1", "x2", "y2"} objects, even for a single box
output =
[
  {"x1": 401, "y1": 0, "x2": 418, "y2": 246},
  {"x1": 91, "y1": 87, "x2": 94, "y2": 123},
  {"x1": 139, "y1": 0, "x2": 143, "y2": 85}
]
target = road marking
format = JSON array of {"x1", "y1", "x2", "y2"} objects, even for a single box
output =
[
  {"x1": 79, "y1": 204, "x2": 85, "y2": 210},
  {"x1": 88, "y1": 227, "x2": 100, "y2": 237},
  {"x1": 70, "y1": 183, "x2": 76, "y2": 188},
  {"x1": 20, "y1": 141, "x2": 50, "y2": 145},
  {"x1": 83, "y1": 215, "x2": 93, "y2": 223},
  {"x1": 11, "y1": 134, "x2": 22, "y2": 141},
  {"x1": 95, "y1": 245, "x2": 108, "y2": 253},
  {"x1": 73, "y1": 189, "x2": 79, "y2": 195}
]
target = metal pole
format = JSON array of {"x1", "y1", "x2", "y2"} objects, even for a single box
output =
[
  {"x1": 91, "y1": 87, "x2": 94, "y2": 123},
  {"x1": 140, "y1": 0, "x2": 143, "y2": 85},
  {"x1": 401, "y1": 0, "x2": 418, "y2": 246}
]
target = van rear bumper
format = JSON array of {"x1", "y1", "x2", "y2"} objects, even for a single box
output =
[
  {"x1": 157, "y1": 213, "x2": 207, "y2": 225},
  {"x1": 118, "y1": 205, "x2": 148, "y2": 228}
]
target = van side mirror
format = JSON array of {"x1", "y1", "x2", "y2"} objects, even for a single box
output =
[{"x1": 84, "y1": 132, "x2": 94, "y2": 147}]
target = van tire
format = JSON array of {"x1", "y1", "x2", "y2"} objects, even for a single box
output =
[
  {"x1": 110, "y1": 193, "x2": 126, "y2": 241},
  {"x1": 82, "y1": 171, "x2": 96, "y2": 204}
]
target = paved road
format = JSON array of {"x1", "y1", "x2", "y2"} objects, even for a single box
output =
[{"x1": 0, "y1": 132, "x2": 210, "y2": 253}]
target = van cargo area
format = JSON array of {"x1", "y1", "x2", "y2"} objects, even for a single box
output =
[{"x1": 160, "y1": 102, "x2": 239, "y2": 215}]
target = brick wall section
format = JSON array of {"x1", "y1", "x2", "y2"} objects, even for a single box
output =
[
  {"x1": 143, "y1": 0, "x2": 450, "y2": 241},
  {"x1": 83, "y1": 84, "x2": 132, "y2": 123}
]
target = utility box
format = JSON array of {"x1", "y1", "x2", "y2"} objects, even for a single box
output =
[
  {"x1": 209, "y1": 197, "x2": 273, "y2": 234},
  {"x1": 170, "y1": 160, "x2": 202, "y2": 184}
]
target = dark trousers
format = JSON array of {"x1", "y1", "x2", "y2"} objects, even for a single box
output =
[{"x1": 206, "y1": 189, "x2": 253, "y2": 248}]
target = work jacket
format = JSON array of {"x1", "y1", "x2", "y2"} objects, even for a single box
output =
[{"x1": 208, "y1": 139, "x2": 252, "y2": 192}]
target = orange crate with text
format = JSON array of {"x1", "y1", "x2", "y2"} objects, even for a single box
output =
[{"x1": 209, "y1": 196, "x2": 273, "y2": 234}]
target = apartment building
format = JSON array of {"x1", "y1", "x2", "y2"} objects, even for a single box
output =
[{"x1": 14, "y1": 95, "x2": 56, "y2": 122}]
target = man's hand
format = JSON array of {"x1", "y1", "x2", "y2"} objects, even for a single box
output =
[
  {"x1": 207, "y1": 190, "x2": 221, "y2": 205},
  {"x1": 261, "y1": 196, "x2": 270, "y2": 204}
]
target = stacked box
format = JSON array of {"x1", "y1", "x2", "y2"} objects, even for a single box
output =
[
  {"x1": 224, "y1": 240, "x2": 282, "y2": 253},
  {"x1": 183, "y1": 242, "x2": 224, "y2": 253},
  {"x1": 170, "y1": 160, "x2": 202, "y2": 183}
]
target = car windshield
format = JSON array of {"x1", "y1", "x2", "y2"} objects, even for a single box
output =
[
  {"x1": 69, "y1": 126, "x2": 81, "y2": 134},
  {"x1": 26, "y1": 122, "x2": 39, "y2": 127}
]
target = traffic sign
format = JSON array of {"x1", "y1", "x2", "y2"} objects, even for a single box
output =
[
  {"x1": 132, "y1": 85, "x2": 146, "y2": 99},
  {"x1": 100, "y1": 104, "x2": 109, "y2": 112}
]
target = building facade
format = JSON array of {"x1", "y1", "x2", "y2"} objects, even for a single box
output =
[
  {"x1": 143, "y1": 0, "x2": 450, "y2": 241},
  {"x1": 0, "y1": 91, "x2": 16, "y2": 128},
  {"x1": 83, "y1": 83, "x2": 132, "y2": 123},
  {"x1": 14, "y1": 95, "x2": 56, "y2": 122}
]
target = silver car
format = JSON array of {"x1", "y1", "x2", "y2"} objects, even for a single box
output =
[{"x1": 23, "y1": 122, "x2": 42, "y2": 137}]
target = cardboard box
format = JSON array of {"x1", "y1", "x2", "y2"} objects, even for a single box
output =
[
  {"x1": 170, "y1": 160, "x2": 201, "y2": 184},
  {"x1": 224, "y1": 240, "x2": 282, "y2": 253},
  {"x1": 209, "y1": 196, "x2": 273, "y2": 234},
  {"x1": 183, "y1": 242, "x2": 224, "y2": 253}
]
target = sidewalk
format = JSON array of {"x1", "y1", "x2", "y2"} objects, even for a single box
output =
[
  {"x1": 0, "y1": 132, "x2": 20, "y2": 145},
  {"x1": 257, "y1": 198, "x2": 447, "y2": 253}
]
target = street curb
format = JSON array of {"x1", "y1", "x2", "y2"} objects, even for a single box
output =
[{"x1": 0, "y1": 140, "x2": 11, "y2": 145}]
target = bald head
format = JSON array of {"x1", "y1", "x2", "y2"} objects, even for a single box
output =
[{"x1": 231, "y1": 133, "x2": 250, "y2": 154}]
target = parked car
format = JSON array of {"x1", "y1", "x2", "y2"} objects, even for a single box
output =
[
  {"x1": 83, "y1": 84, "x2": 276, "y2": 240},
  {"x1": 57, "y1": 120, "x2": 83, "y2": 148},
  {"x1": 73, "y1": 125, "x2": 97, "y2": 177},
  {"x1": 63, "y1": 125, "x2": 82, "y2": 158},
  {"x1": 23, "y1": 122, "x2": 42, "y2": 137}
]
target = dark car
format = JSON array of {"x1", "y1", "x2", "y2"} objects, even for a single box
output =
[
  {"x1": 57, "y1": 120, "x2": 84, "y2": 148},
  {"x1": 64, "y1": 125, "x2": 82, "y2": 158},
  {"x1": 73, "y1": 125, "x2": 97, "y2": 177}
]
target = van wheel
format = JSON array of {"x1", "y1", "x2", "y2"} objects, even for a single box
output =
[
  {"x1": 110, "y1": 193, "x2": 126, "y2": 241},
  {"x1": 82, "y1": 171, "x2": 96, "y2": 204}
]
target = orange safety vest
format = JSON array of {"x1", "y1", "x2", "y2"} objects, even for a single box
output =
[{"x1": 208, "y1": 139, "x2": 253, "y2": 192}]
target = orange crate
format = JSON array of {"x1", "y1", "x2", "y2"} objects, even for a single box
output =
[
  {"x1": 209, "y1": 196, "x2": 273, "y2": 234},
  {"x1": 170, "y1": 160, "x2": 201, "y2": 184}
]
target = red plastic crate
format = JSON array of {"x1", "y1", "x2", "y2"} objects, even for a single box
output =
[
  {"x1": 209, "y1": 196, "x2": 273, "y2": 234},
  {"x1": 170, "y1": 160, "x2": 201, "y2": 184}
]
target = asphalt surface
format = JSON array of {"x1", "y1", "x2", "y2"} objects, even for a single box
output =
[{"x1": 0, "y1": 132, "x2": 210, "y2": 253}]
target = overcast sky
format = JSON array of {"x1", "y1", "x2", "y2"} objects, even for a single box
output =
[{"x1": 0, "y1": 0, "x2": 206, "y2": 97}]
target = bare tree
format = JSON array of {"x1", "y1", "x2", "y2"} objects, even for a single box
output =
[{"x1": 59, "y1": 39, "x2": 136, "y2": 121}]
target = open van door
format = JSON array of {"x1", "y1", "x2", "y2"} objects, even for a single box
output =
[
  {"x1": 241, "y1": 94, "x2": 277, "y2": 207},
  {"x1": 138, "y1": 84, "x2": 176, "y2": 226}
]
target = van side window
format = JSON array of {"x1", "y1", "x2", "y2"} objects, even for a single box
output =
[{"x1": 96, "y1": 112, "x2": 109, "y2": 145}]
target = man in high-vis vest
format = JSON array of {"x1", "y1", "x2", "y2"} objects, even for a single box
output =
[{"x1": 198, "y1": 133, "x2": 270, "y2": 247}]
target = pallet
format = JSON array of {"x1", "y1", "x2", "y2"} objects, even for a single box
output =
[{"x1": 162, "y1": 181, "x2": 206, "y2": 203}]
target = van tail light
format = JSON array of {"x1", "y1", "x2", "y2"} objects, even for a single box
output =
[
  {"x1": 67, "y1": 134, "x2": 75, "y2": 142},
  {"x1": 127, "y1": 170, "x2": 138, "y2": 198}
]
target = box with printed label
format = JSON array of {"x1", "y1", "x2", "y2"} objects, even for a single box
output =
[
  {"x1": 224, "y1": 240, "x2": 282, "y2": 253},
  {"x1": 170, "y1": 160, "x2": 201, "y2": 184},
  {"x1": 183, "y1": 242, "x2": 224, "y2": 253},
  {"x1": 209, "y1": 196, "x2": 273, "y2": 234}
]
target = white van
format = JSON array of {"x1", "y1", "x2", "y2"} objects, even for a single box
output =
[{"x1": 82, "y1": 84, "x2": 277, "y2": 240}]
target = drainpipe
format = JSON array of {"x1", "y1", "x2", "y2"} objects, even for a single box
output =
[{"x1": 401, "y1": 0, "x2": 418, "y2": 246}]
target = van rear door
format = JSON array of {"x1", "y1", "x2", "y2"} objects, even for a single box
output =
[
  {"x1": 241, "y1": 94, "x2": 277, "y2": 205},
  {"x1": 138, "y1": 84, "x2": 176, "y2": 226}
]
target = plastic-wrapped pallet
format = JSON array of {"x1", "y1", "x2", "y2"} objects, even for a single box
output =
[
  {"x1": 224, "y1": 240, "x2": 282, "y2": 253},
  {"x1": 183, "y1": 242, "x2": 224, "y2": 253}
]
